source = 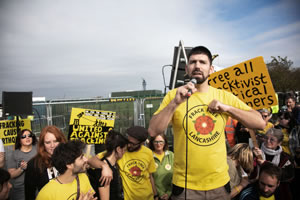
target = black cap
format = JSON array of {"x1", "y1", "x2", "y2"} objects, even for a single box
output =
[{"x1": 126, "y1": 126, "x2": 148, "y2": 142}]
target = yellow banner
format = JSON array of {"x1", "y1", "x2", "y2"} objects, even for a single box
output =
[
  {"x1": 208, "y1": 56, "x2": 277, "y2": 110},
  {"x1": 68, "y1": 108, "x2": 116, "y2": 144},
  {"x1": 109, "y1": 98, "x2": 135, "y2": 102},
  {"x1": 0, "y1": 119, "x2": 31, "y2": 146}
]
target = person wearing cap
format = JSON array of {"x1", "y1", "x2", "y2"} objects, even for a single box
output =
[
  {"x1": 148, "y1": 46, "x2": 265, "y2": 200},
  {"x1": 89, "y1": 126, "x2": 158, "y2": 200}
]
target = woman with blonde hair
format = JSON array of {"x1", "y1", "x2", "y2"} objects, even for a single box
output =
[
  {"x1": 227, "y1": 143, "x2": 254, "y2": 199},
  {"x1": 24, "y1": 125, "x2": 67, "y2": 200}
]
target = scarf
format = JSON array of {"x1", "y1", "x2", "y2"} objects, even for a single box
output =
[{"x1": 261, "y1": 143, "x2": 282, "y2": 166}]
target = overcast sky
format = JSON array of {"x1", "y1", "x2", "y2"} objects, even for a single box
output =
[{"x1": 1, "y1": 0, "x2": 299, "y2": 100}]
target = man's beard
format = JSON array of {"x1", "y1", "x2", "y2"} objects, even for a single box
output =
[
  {"x1": 72, "y1": 163, "x2": 87, "y2": 175},
  {"x1": 127, "y1": 145, "x2": 141, "y2": 152},
  {"x1": 195, "y1": 74, "x2": 209, "y2": 84},
  {"x1": 259, "y1": 190, "x2": 274, "y2": 198},
  {"x1": 191, "y1": 70, "x2": 209, "y2": 84}
]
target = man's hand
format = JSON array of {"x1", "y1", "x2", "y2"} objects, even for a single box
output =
[
  {"x1": 99, "y1": 162, "x2": 113, "y2": 186},
  {"x1": 174, "y1": 82, "x2": 197, "y2": 105},
  {"x1": 78, "y1": 189, "x2": 97, "y2": 200},
  {"x1": 208, "y1": 99, "x2": 230, "y2": 113}
]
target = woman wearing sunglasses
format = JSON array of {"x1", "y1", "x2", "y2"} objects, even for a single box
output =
[
  {"x1": 24, "y1": 125, "x2": 67, "y2": 200},
  {"x1": 253, "y1": 128, "x2": 294, "y2": 200},
  {"x1": 7, "y1": 129, "x2": 37, "y2": 200},
  {"x1": 149, "y1": 133, "x2": 174, "y2": 200}
]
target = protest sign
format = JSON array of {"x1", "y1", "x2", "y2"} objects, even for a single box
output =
[
  {"x1": 0, "y1": 119, "x2": 31, "y2": 146},
  {"x1": 208, "y1": 56, "x2": 277, "y2": 110},
  {"x1": 68, "y1": 108, "x2": 116, "y2": 144}
]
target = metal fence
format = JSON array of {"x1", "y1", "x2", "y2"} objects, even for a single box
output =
[
  {"x1": 2, "y1": 96, "x2": 174, "y2": 166},
  {"x1": 31, "y1": 96, "x2": 172, "y2": 140}
]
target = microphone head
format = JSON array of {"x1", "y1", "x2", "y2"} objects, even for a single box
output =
[{"x1": 190, "y1": 78, "x2": 197, "y2": 85}]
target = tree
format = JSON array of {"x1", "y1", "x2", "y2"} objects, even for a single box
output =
[{"x1": 267, "y1": 56, "x2": 300, "y2": 93}]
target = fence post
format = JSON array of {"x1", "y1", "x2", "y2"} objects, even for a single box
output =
[{"x1": 46, "y1": 103, "x2": 53, "y2": 125}]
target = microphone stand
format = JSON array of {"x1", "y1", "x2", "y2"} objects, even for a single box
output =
[{"x1": 185, "y1": 96, "x2": 189, "y2": 200}]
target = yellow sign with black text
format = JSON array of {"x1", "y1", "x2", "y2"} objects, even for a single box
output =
[
  {"x1": 68, "y1": 108, "x2": 116, "y2": 144},
  {"x1": 0, "y1": 119, "x2": 31, "y2": 146},
  {"x1": 208, "y1": 56, "x2": 277, "y2": 110}
]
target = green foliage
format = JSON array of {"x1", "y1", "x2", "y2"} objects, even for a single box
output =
[{"x1": 267, "y1": 56, "x2": 300, "y2": 92}]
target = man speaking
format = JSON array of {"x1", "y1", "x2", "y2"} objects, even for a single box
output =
[{"x1": 148, "y1": 46, "x2": 265, "y2": 200}]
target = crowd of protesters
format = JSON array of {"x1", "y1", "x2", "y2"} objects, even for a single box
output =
[
  {"x1": 0, "y1": 96, "x2": 299, "y2": 200},
  {"x1": 0, "y1": 47, "x2": 299, "y2": 199}
]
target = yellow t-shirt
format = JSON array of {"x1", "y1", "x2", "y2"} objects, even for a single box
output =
[
  {"x1": 257, "y1": 122, "x2": 274, "y2": 134},
  {"x1": 36, "y1": 173, "x2": 94, "y2": 200},
  {"x1": 260, "y1": 194, "x2": 275, "y2": 200},
  {"x1": 153, "y1": 152, "x2": 165, "y2": 162},
  {"x1": 281, "y1": 128, "x2": 291, "y2": 155},
  {"x1": 154, "y1": 86, "x2": 251, "y2": 190},
  {"x1": 117, "y1": 145, "x2": 156, "y2": 200}
]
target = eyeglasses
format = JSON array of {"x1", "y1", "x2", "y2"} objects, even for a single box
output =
[
  {"x1": 264, "y1": 136, "x2": 277, "y2": 143},
  {"x1": 128, "y1": 141, "x2": 142, "y2": 146},
  {"x1": 21, "y1": 134, "x2": 33, "y2": 139},
  {"x1": 153, "y1": 141, "x2": 165, "y2": 145}
]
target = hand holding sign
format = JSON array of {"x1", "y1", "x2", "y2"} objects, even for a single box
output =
[{"x1": 209, "y1": 57, "x2": 277, "y2": 110}]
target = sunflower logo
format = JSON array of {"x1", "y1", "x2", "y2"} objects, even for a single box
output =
[{"x1": 193, "y1": 114, "x2": 216, "y2": 135}]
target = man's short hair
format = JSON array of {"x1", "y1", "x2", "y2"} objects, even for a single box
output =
[
  {"x1": 0, "y1": 168, "x2": 10, "y2": 192},
  {"x1": 126, "y1": 126, "x2": 148, "y2": 142},
  {"x1": 188, "y1": 46, "x2": 213, "y2": 65},
  {"x1": 259, "y1": 162, "x2": 282, "y2": 182},
  {"x1": 52, "y1": 140, "x2": 86, "y2": 174}
]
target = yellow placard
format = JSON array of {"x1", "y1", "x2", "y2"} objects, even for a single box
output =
[
  {"x1": 208, "y1": 56, "x2": 277, "y2": 110},
  {"x1": 0, "y1": 119, "x2": 31, "y2": 146},
  {"x1": 68, "y1": 108, "x2": 116, "y2": 144}
]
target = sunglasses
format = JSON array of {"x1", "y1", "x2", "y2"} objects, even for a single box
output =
[
  {"x1": 262, "y1": 115, "x2": 269, "y2": 118},
  {"x1": 21, "y1": 133, "x2": 33, "y2": 139}
]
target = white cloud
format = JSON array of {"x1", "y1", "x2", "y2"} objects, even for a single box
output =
[{"x1": 1, "y1": 0, "x2": 299, "y2": 99}]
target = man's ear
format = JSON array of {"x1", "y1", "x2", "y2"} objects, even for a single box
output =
[
  {"x1": 209, "y1": 65, "x2": 215, "y2": 74},
  {"x1": 116, "y1": 146, "x2": 121, "y2": 154},
  {"x1": 66, "y1": 163, "x2": 73, "y2": 170}
]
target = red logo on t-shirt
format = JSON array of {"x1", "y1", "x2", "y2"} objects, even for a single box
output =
[
  {"x1": 193, "y1": 115, "x2": 216, "y2": 135},
  {"x1": 129, "y1": 166, "x2": 141, "y2": 176}
]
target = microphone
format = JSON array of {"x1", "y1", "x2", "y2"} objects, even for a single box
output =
[{"x1": 187, "y1": 78, "x2": 197, "y2": 97}]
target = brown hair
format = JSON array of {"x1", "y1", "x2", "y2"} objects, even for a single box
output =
[
  {"x1": 34, "y1": 126, "x2": 67, "y2": 172},
  {"x1": 149, "y1": 133, "x2": 169, "y2": 152},
  {"x1": 228, "y1": 143, "x2": 254, "y2": 173}
]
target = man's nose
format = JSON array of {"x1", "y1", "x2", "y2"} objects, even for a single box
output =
[{"x1": 263, "y1": 186, "x2": 269, "y2": 193}]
